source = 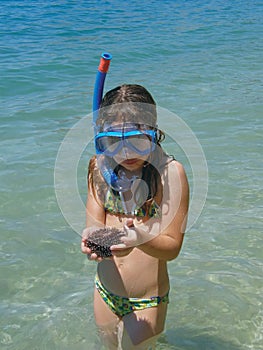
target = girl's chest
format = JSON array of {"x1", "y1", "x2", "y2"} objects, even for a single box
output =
[{"x1": 105, "y1": 211, "x2": 144, "y2": 228}]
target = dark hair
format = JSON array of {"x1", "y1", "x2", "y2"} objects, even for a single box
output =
[
  {"x1": 97, "y1": 84, "x2": 158, "y2": 130},
  {"x1": 89, "y1": 84, "x2": 165, "y2": 216}
]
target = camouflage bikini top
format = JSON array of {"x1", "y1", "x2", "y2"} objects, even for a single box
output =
[{"x1": 104, "y1": 189, "x2": 161, "y2": 218}]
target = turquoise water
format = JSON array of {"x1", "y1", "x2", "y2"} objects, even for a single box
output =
[{"x1": 1, "y1": 1, "x2": 262, "y2": 349}]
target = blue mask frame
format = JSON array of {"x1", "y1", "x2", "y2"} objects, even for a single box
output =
[{"x1": 95, "y1": 129, "x2": 157, "y2": 156}]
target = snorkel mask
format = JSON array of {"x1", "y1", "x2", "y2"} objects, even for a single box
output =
[
  {"x1": 95, "y1": 126, "x2": 157, "y2": 157},
  {"x1": 92, "y1": 53, "x2": 157, "y2": 192}
]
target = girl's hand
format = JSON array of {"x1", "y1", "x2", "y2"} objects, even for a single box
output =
[
  {"x1": 123, "y1": 218, "x2": 152, "y2": 246},
  {"x1": 110, "y1": 219, "x2": 135, "y2": 257},
  {"x1": 110, "y1": 218, "x2": 151, "y2": 255}
]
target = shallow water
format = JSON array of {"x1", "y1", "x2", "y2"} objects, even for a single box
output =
[{"x1": 0, "y1": 1, "x2": 262, "y2": 349}]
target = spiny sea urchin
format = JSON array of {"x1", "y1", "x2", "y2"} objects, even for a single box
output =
[{"x1": 85, "y1": 227, "x2": 125, "y2": 258}]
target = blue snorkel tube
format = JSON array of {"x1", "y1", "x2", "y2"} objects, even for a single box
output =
[
  {"x1": 93, "y1": 53, "x2": 133, "y2": 192},
  {"x1": 93, "y1": 52, "x2": 112, "y2": 126}
]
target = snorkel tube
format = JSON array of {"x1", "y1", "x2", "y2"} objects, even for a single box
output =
[
  {"x1": 93, "y1": 53, "x2": 134, "y2": 192},
  {"x1": 93, "y1": 53, "x2": 112, "y2": 126}
]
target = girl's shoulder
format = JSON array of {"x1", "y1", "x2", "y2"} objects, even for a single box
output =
[
  {"x1": 167, "y1": 158, "x2": 186, "y2": 174},
  {"x1": 161, "y1": 156, "x2": 186, "y2": 177},
  {"x1": 161, "y1": 158, "x2": 188, "y2": 193}
]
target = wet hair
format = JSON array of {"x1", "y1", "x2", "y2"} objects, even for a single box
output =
[
  {"x1": 97, "y1": 84, "x2": 158, "y2": 130},
  {"x1": 89, "y1": 84, "x2": 165, "y2": 216},
  {"x1": 101, "y1": 84, "x2": 156, "y2": 105}
]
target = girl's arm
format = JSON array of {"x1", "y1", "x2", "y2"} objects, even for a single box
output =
[
  {"x1": 81, "y1": 168, "x2": 106, "y2": 261},
  {"x1": 138, "y1": 161, "x2": 189, "y2": 261},
  {"x1": 85, "y1": 180, "x2": 106, "y2": 229},
  {"x1": 112, "y1": 161, "x2": 189, "y2": 261}
]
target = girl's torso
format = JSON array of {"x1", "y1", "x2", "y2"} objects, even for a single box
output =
[
  {"x1": 96, "y1": 156, "x2": 177, "y2": 299},
  {"x1": 97, "y1": 243, "x2": 169, "y2": 299}
]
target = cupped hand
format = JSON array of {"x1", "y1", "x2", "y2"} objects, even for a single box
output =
[
  {"x1": 122, "y1": 218, "x2": 150, "y2": 246},
  {"x1": 110, "y1": 218, "x2": 150, "y2": 256},
  {"x1": 109, "y1": 219, "x2": 133, "y2": 257}
]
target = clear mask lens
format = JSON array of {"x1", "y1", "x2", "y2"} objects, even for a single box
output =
[{"x1": 95, "y1": 129, "x2": 156, "y2": 156}]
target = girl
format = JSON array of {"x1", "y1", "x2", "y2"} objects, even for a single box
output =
[{"x1": 81, "y1": 84, "x2": 189, "y2": 349}]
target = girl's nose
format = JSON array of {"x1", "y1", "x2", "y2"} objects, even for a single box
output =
[{"x1": 121, "y1": 145, "x2": 132, "y2": 158}]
